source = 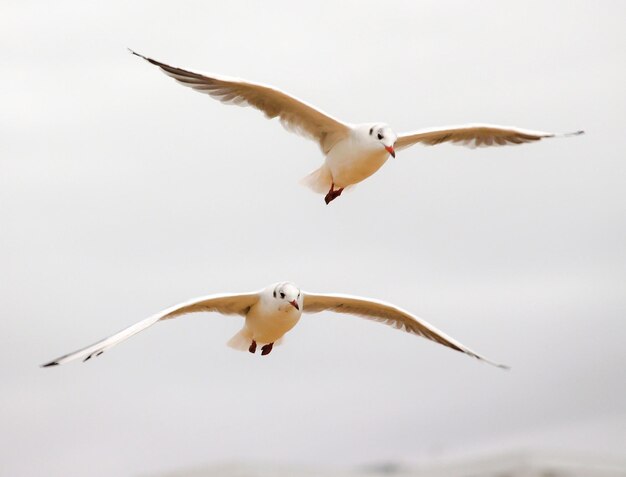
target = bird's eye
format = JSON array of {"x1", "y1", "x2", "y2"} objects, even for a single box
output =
[
  {"x1": 280, "y1": 292, "x2": 285, "y2": 299},
  {"x1": 377, "y1": 133, "x2": 383, "y2": 140},
  {"x1": 369, "y1": 127, "x2": 374, "y2": 136}
]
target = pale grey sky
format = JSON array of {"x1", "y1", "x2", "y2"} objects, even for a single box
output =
[{"x1": 2, "y1": 1, "x2": 626, "y2": 476}]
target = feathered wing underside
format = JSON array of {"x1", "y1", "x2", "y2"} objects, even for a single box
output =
[
  {"x1": 303, "y1": 292, "x2": 508, "y2": 368},
  {"x1": 41, "y1": 292, "x2": 260, "y2": 367},
  {"x1": 395, "y1": 124, "x2": 583, "y2": 151},
  {"x1": 130, "y1": 50, "x2": 351, "y2": 154}
]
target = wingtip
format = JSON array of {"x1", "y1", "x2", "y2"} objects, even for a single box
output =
[
  {"x1": 555, "y1": 129, "x2": 584, "y2": 137},
  {"x1": 127, "y1": 48, "x2": 146, "y2": 60},
  {"x1": 480, "y1": 356, "x2": 510, "y2": 370},
  {"x1": 566, "y1": 130, "x2": 585, "y2": 137},
  {"x1": 41, "y1": 361, "x2": 59, "y2": 368}
]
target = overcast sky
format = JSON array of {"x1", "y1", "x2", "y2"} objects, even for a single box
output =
[{"x1": 2, "y1": 1, "x2": 626, "y2": 476}]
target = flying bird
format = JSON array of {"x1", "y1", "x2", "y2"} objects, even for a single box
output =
[
  {"x1": 129, "y1": 49, "x2": 583, "y2": 204},
  {"x1": 41, "y1": 282, "x2": 508, "y2": 369}
]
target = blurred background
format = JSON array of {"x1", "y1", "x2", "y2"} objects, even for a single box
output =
[{"x1": 2, "y1": 1, "x2": 625, "y2": 476}]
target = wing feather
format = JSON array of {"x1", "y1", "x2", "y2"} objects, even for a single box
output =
[
  {"x1": 129, "y1": 50, "x2": 351, "y2": 154},
  {"x1": 303, "y1": 292, "x2": 508, "y2": 368},
  {"x1": 396, "y1": 124, "x2": 583, "y2": 151},
  {"x1": 41, "y1": 292, "x2": 259, "y2": 367}
]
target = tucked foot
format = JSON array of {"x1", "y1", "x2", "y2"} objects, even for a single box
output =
[
  {"x1": 324, "y1": 184, "x2": 344, "y2": 205},
  {"x1": 261, "y1": 343, "x2": 274, "y2": 356},
  {"x1": 248, "y1": 340, "x2": 257, "y2": 354}
]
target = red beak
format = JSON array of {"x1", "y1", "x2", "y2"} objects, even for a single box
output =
[
  {"x1": 385, "y1": 145, "x2": 396, "y2": 158},
  {"x1": 289, "y1": 300, "x2": 300, "y2": 310}
]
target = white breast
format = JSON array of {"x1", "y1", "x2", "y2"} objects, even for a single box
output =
[
  {"x1": 325, "y1": 135, "x2": 389, "y2": 188},
  {"x1": 244, "y1": 301, "x2": 302, "y2": 344}
]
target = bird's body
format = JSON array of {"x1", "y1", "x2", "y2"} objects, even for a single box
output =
[
  {"x1": 129, "y1": 49, "x2": 583, "y2": 204},
  {"x1": 41, "y1": 282, "x2": 508, "y2": 369},
  {"x1": 240, "y1": 283, "x2": 302, "y2": 346},
  {"x1": 304, "y1": 124, "x2": 392, "y2": 193}
]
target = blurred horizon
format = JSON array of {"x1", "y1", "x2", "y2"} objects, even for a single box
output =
[{"x1": 146, "y1": 448, "x2": 626, "y2": 477}]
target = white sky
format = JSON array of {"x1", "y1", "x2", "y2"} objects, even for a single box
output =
[{"x1": 2, "y1": 1, "x2": 625, "y2": 476}]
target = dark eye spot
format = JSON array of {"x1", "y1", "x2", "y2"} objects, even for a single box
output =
[
  {"x1": 369, "y1": 127, "x2": 374, "y2": 135},
  {"x1": 280, "y1": 292, "x2": 285, "y2": 299},
  {"x1": 377, "y1": 133, "x2": 383, "y2": 140},
  {"x1": 273, "y1": 290, "x2": 277, "y2": 298}
]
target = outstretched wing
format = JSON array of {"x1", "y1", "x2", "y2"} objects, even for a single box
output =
[
  {"x1": 41, "y1": 292, "x2": 260, "y2": 367},
  {"x1": 395, "y1": 124, "x2": 583, "y2": 151},
  {"x1": 303, "y1": 292, "x2": 508, "y2": 368},
  {"x1": 130, "y1": 50, "x2": 351, "y2": 154}
]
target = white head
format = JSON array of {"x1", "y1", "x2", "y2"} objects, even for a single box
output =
[
  {"x1": 364, "y1": 123, "x2": 397, "y2": 158},
  {"x1": 271, "y1": 282, "x2": 302, "y2": 312}
]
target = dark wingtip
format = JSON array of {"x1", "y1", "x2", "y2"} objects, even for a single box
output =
[
  {"x1": 127, "y1": 48, "x2": 147, "y2": 61},
  {"x1": 566, "y1": 130, "x2": 585, "y2": 137},
  {"x1": 127, "y1": 49, "x2": 163, "y2": 69},
  {"x1": 478, "y1": 355, "x2": 510, "y2": 370},
  {"x1": 41, "y1": 361, "x2": 59, "y2": 368}
]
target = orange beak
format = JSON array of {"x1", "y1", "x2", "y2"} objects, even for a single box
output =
[
  {"x1": 385, "y1": 145, "x2": 396, "y2": 158},
  {"x1": 289, "y1": 300, "x2": 299, "y2": 310}
]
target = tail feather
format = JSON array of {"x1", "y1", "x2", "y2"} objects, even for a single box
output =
[
  {"x1": 300, "y1": 164, "x2": 332, "y2": 194},
  {"x1": 227, "y1": 328, "x2": 252, "y2": 352}
]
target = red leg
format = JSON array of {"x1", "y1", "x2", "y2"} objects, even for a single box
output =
[
  {"x1": 248, "y1": 340, "x2": 257, "y2": 354},
  {"x1": 261, "y1": 342, "x2": 274, "y2": 355},
  {"x1": 324, "y1": 183, "x2": 344, "y2": 205}
]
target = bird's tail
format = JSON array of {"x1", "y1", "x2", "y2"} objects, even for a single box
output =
[
  {"x1": 227, "y1": 328, "x2": 253, "y2": 352},
  {"x1": 227, "y1": 329, "x2": 284, "y2": 351},
  {"x1": 300, "y1": 164, "x2": 332, "y2": 194}
]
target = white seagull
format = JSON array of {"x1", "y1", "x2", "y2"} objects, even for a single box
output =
[
  {"x1": 130, "y1": 50, "x2": 583, "y2": 204},
  {"x1": 41, "y1": 282, "x2": 508, "y2": 368}
]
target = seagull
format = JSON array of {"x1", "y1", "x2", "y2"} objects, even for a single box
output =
[
  {"x1": 129, "y1": 49, "x2": 583, "y2": 204},
  {"x1": 41, "y1": 282, "x2": 508, "y2": 369}
]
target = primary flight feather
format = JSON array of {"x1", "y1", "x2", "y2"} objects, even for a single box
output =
[{"x1": 130, "y1": 50, "x2": 583, "y2": 204}]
